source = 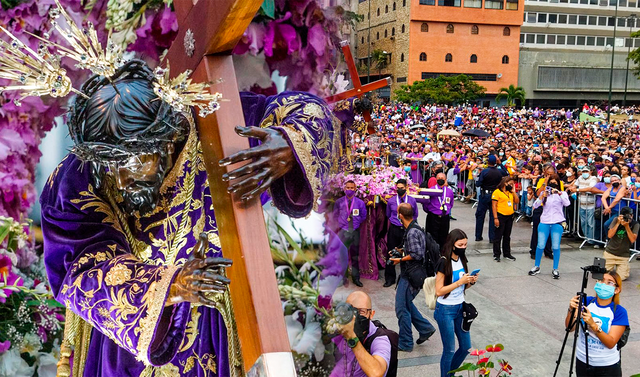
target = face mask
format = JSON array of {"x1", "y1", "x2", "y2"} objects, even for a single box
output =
[
  {"x1": 353, "y1": 313, "x2": 371, "y2": 342},
  {"x1": 345, "y1": 189, "x2": 355, "y2": 198},
  {"x1": 594, "y1": 282, "x2": 615, "y2": 300},
  {"x1": 588, "y1": 158, "x2": 593, "y2": 163},
  {"x1": 437, "y1": 179, "x2": 445, "y2": 186},
  {"x1": 499, "y1": 152, "x2": 504, "y2": 156},
  {"x1": 404, "y1": 166, "x2": 411, "y2": 172},
  {"x1": 582, "y1": 172, "x2": 590, "y2": 179},
  {"x1": 453, "y1": 246, "x2": 466, "y2": 256},
  {"x1": 595, "y1": 163, "x2": 604, "y2": 169},
  {"x1": 397, "y1": 188, "x2": 406, "y2": 197},
  {"x1": 604, "y1": 177, "x2": 611, "y2": 184},
  {"x1": 612, "y1": 182, "x2": 620, "y2": 188},
  {"x1": 577, "y1": 165, "x2": 585, "y2": 171},
  {"x1": 355, "y1": 138, "x2": 361, "y2": 142},
  {"x1": 435, "y1": 168, "x2": 444, "y2": 174},
  {"x1": 566, "y1": 171, "x2": 572, "y2": 177},
  {"x1": 635, "y1": 182, "x2": 640, "y2": 188},
  {"x1": 505, "y1": 184, "x2": 513, "y2": 191}
]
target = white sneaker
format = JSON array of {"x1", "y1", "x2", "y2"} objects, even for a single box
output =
[
  {"x1": 528, "y1": 266, "x2": 541, "y2": 276},
  {"x1": 552, "y1": 269, "x2": 560, "y2": 279}
]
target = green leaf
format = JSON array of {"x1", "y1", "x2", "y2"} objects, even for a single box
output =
[
  {"x1": 0, "y1": 221, "x2": 11, "y2": 245},
  {"x1": 450, "y1": 362, "x2": 476, "y2": 372},
  {"x1": 261, "y1": 0, "x2": 275, "y2": 18},
  {"x1": 486, "y1": 361, "x2": 494, "y2": 368}
]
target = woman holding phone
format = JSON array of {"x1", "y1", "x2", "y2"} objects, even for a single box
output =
[
  {"x1": 566, "y1": 270, "x2": 628, "y2": 376},
  {"x1": 434, "y1": 229, "x2": 478, "y2": 377}
]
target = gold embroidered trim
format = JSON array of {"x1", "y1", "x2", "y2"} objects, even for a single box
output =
[
  {"x1": 159, "y1": 113, "x2": 196, "y2": 196},
  {"x1": 136, "y1": 264, "x2": 180, "y2": 365},
  {"x1": 277, "y1": 125, "x2": 320, "y2": 213}
]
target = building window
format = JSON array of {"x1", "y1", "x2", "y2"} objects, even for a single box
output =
[
  {"x1": 506, "y1": 0, "x2": 518, "y2": 9},
  {"x1": 502, "y1": 55, "x2": 509, "y2": 64},
  {"x1": 361, "y1": 36, "x2": 364, "y2": 44},
  {"x1": 503, "y1": 27, "x2": 511, "y2": 36},
  {"x1": 420, "y1": 52, "x2": 427, "y2": 61},
  {"x1": 537, "y1": 14, "x2": 547, "y2": 24},
  {"x1": 471, "y1": 25, "x2": 479, "y2": 34},
  {"x1": 485, "y1": 0, "x2": 503, "y2": 8},
  {"x1": 397, "y1": 77, "x2": 407, "y2": 83},
  {"x1": 447, "y1": 24, "x2": 455, "y2": 33},
  {"x1": 421, "y1": 23, "x2": 429, "y2": 32},
  {"x1": 438, "y1": 0, "x2": 461, "y2": 5},
  {"x1": 385, "y1": 29, "x2": 388, "y2": 38},
  {"x1": 403, "y1": 0, "x2": 406, "y2": 5},
  {"x1": 377, "y1": 31, "x2": 380, "y2": 40},
  {"x1": 470, "y1": 54, "x2": 478, "y2": 63},
  {"x1": 377, "y1": 8, "x2": 380, "y2": 16},
  {"x1": 402, "y1": 24, "x2": 406, "y2": 33},
  {"x1": 385, "y1": 5, "x2": 389, "y2": 12},
  {"x1": 401, "y1": 53, "x2": 405, "y2": 62},
  {"x1": 393, "y1": 2, "x2": 397, "y2": 10},
  {"x1": 420, "y1": 0, "x2": 436, "y2": 4},
  {"x1": 464, "y1": 0, "x2": 482, "y2": 7},
  {"x1": 392, "y1": 27, "x2": 395, "y2": 36},
  {"x1": 368, "y1": 12, "x2": 370, "y2": 19},
  {"x1": 445, "y1": 53, "x2": 453, "y2": 62}
]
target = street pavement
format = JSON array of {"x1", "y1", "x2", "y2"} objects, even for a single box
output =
[{"x1": 333, "y1": 200, "x2": 640, "y2": 376}]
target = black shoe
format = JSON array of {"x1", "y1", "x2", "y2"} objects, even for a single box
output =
[
  {"x1": 504, "y1": 255, "x2": 516, "y2": 261},
  {"x1": 494, "y1": 256, "x2": 500, "y2": 262},
  {"x1": 544, "y1": 254, "x2": 553, "y2": 260},
  {"x1": 383, "y1": 281, "x2": 394, "y2": 288},
  {"x1": 450, "y1": 216, "x2": 457, "y2": 221},
  {"x1": 417, "y1": 329, "x2": 437, "y2": 345},
  {"x1": 475, "y1": 237, "x2": 483, "y2": 242},
  {"x1": 353, "y1": 279, "x2": 363, "y2": 287}
]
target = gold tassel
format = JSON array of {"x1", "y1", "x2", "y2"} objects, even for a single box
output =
[{"x1": 56, "y1": 339, "x2": 72, "y2": 377}]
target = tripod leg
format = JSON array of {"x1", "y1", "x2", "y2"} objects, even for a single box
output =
[{"x1": 554, "y1": 309, "x2": 578, "y2": 377}]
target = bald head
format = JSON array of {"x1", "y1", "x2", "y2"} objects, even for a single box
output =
[
  {"x1": 398, "y1": 202, "x2": 414, "y2": 220},
  {"x1": 436, "y1": 172, "x2": 446, "y2": 181},
  {"x1": 346, "y1": 291, "x2": 372, "y2": 310}
]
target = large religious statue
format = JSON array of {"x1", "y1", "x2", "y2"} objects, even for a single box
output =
[{"x1": 0, "y1": 3, "x2": 370, "y2": 377}]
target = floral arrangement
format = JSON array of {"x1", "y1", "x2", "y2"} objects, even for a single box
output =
[
  {"x1": 267, "y1": 213, "x2": 347, "y2": 376},
  {"x1": 326, "y1": 166, "x2": 417, "y2": 203},
  {"x1": 0, "y1": 0, "x2": 109, "y2": 220},
  {"x1": 0, "y1": 216, "x2": 65, "y2": 377},
  {"x1": 451, "y1": 344, "x2": 513, "y2": 377},
  {"x1": 233, "y1": 0, "x2": 354, "y2": 97}
]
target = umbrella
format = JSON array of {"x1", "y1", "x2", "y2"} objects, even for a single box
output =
[
  {"x1": 462, "y1": 129, "x2": 490, "y2": 138},
  {"x1": 437, "y1": 129, "x2": 461, "y2": 139},
  {"x1": 410, "y1": 124, "x2": 426, "y2": 130}
]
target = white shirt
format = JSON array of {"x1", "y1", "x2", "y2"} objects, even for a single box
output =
[
  {"x1": 423, "y1": 152, "x2": 441, "y2": 162},
  {"x1": 576, "y1": 297, "x2": 628, "y2": 366},
  {"x1": 437, "y1": 258, "x2": 465, "y2": 305}
]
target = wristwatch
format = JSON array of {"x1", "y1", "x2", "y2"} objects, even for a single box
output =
[{"x1": 347, "y1": 337, "x2": 360, "y2": 348}]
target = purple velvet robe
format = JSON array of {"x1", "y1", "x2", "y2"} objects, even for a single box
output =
[{"x1": 40, "y1": 91, "x2": 354, "y2": 376}]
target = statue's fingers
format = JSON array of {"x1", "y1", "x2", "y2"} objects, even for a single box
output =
[
  {"x1": 235, "y1": 125, "x2": 270, "y2": 140},
  {"x1": 201, "y1": 257, "x2": 233, "y2": 268},
  {"x1": 241, "y1": 176, "x2": 274, "y2": 202},
  {"x1": 219, "y1": 146, "x2": 265, "y2": 167},
  {"x1": 196, "y1": 292, "x2": 219, "y2": 308},
  {"x1": 194, "y1": 269, "x2": 232, "y2": 282},
  {"x1": 222, "y1": 157, "x2": 269, "y2": 182},
  {"x1": 192, "y1": 279, "x2": 228, "y2": 291},
  {"x1": 194, "y1": 233, "x2": 208, "y2": 259},
  {"x1": 227, "y1": 169, "x2": 268, "y2": 195}
]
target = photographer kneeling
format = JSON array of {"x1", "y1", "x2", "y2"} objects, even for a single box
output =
[
  {"x1": 332, "y1": 291, "x2": 392, "y2": 377},
  {"x1": 566, "y1": 271, "x2": 629, "y2": 377},
  {"x1": 389, "y1": 203, "x2": 437, "y2": 352},
  {"x1": 603, "y1": 206, "x2": 637, "y2": 281}
]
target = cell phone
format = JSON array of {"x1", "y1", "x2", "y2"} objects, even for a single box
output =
[{"x1": 470, "y1": 269, "x2": 481, "y2": 276}]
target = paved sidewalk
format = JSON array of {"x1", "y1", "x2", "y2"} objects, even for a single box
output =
[{"x1": 333, "y1": 201, "x2": 640, "y2": 376}]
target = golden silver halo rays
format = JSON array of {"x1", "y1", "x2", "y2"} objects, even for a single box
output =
[{"x1": 0, "y1": 0, "x2": 222, "y2": 116}]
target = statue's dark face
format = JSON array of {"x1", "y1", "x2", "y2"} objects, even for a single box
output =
[{"x1": 106, "y1": 143, "x2": 175, "y2": 215}]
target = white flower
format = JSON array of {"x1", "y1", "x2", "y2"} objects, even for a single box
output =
[
  {"x1": 36, "y1": 352, "x2": 58, "y2": 377},
  {"x1": 33, "y1": 282, "x2": 49, "y2": 295},
  {"x1": 285, "y1": 308, "x2": 326, "y2": 362},
  {"x1": 0, "y1": 349, "x2": 35, "y2": 377},
  {"x1": 20, "y1": 333, "x2": 41, "y2": 357}
]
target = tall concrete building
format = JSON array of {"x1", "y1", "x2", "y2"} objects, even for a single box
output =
[
  {"x1": 354, "y1": 0, "x2": 524, "y2": 103},
  {"x1": 519, "y1": 0, "x2": 640, "y2": 107}
]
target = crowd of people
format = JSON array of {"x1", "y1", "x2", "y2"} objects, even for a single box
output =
[{"x1": 330, "y1": 102, "x2": 637, "y2": 377}]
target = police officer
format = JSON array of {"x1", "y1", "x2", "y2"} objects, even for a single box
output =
[{"x1": 475, "y1": 155, "x2": 508, "y2": 242}]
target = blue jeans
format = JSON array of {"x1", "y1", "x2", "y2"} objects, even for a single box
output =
[
  {"x1": 579, "y1": 207, "x2": 595, "y2": 241},
  {"x1": 434, "y1": 302, "x2": 471, "y2": 377},
  {"x1": 535, "y1": 223, "x2": 563, "y2": 269},
  {"x1": 395, "y1": 277, "x2": 436, "y2": 350}
]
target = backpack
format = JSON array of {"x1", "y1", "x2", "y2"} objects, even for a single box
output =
[
  {"x1": 614, "y1": 304, "x2": 631, "y2": 351},
  {"x1": 424, "y1": 232, "x2": 441, "y2": 277},
  {"x1": 423, "y1": 256, "x2": 445, "y2": 310},
  {"x1": 363, "y1": 320, "x2": 399, "y2": 377}
]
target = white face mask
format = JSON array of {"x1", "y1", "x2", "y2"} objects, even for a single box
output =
[
  {"x1": 566, "y1": 171, "x2": 572, "y2": 177},
  {"x1": 355, "y1": 138, "x2": 361, "y2": 143}
]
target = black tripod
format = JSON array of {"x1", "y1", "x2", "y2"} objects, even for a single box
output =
[{"x1": 553, "y1": 267, "x2": 592, "y2": 377}]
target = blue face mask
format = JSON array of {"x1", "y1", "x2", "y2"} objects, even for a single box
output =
[
  {"x1": 635, "y1": 182, "x2": 640, "y2": 188},
  {"x1": 594, "y1": 282, "x2": 616, "y2": 300},
  {"x1": 588, "y1": 157, "x2": 593, "y2": 163},
  {"x1": 577, "y1": 165, "x2": 585, "y2": 171},
  {"x1": 604, "y1": 177, "x2": 611, "y2": 184},
  {"x1": 582, "y1": 172, "x2": 590, "y2": 179}
]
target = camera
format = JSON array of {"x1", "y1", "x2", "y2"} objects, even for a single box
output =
[
  {"x1": 623, "y1": 213, "x2": 633, "y2": 222},
  {"x1": 582, "y1": 257, "x2": 607, "y2": 281},
  {"x1": 389, "y1": 248, "x2": 404, "y2": 259},
  {"x1": 334, "y1": 302, "x2": 357, "y2": 325}
]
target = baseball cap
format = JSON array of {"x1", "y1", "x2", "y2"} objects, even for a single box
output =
[
  {"x1": 580, "y1": 165, "x2": 591, "y2": 172},
  {"x1": 488, "y1": 155, "x2": 497, "y2": 165}
]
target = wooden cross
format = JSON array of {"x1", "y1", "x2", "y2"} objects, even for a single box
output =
[
  {"x1": 165, "y1": 1, "x2": 293, "y2": 375},
  {"x1": 323, "y1": 40, "x2": 391, "y2": 134}
]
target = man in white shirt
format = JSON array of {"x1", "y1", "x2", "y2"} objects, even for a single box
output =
[{"x1": 570, "y1": 165, "x2": 599, "y2": 243}]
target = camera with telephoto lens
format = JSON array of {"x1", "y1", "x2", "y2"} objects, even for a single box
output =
[
  {"x1": 389, "y1": 247, "x2": 404, "y2": 259},
  {"x1": 334, "y1": 302, "x2": 357, "y2": 325}
]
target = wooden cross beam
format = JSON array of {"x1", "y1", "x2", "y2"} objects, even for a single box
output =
[
  {"x1": 165, "y1": 1, "x2": 294, "y2": 375},
  {"x1": 324, "y1": 40, "x2": 391, "y2": 134}
]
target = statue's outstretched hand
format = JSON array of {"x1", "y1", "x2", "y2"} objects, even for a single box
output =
[
  {"x1": 219, "y1": 126, "x2": 295, "y2": 201},
  {"x1": 167, "y1": 233, "x2": 232, "y2": 307}
]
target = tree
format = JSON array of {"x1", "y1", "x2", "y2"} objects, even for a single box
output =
[
  {"x1": 393, "y1": 74, "x2": 486, "y2": 105},
  {"x1": 495, "y1": 84, "x2": 526, "y2": 107},
  {"x1": 629, "y1": 30, "x2": 640, "y2": 78},
  {"x1": 371, "y1": 49, "x2": 389, "y2": 77}
]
